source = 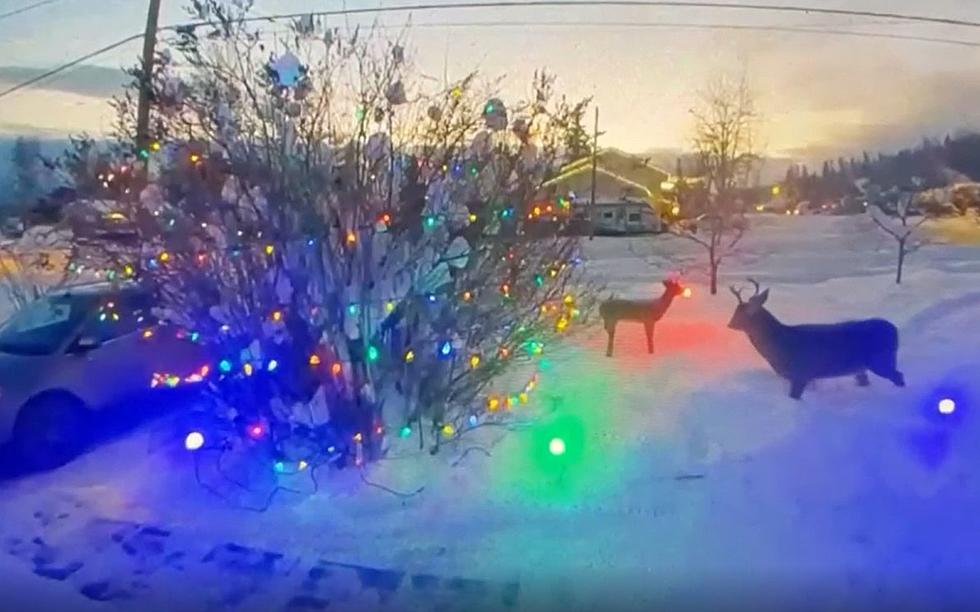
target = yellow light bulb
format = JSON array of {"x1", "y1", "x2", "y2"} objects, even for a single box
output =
[
  {"x1": 404, "y1": 349, "x2": 415, "y2": 363},
  {"x1": 469, "y1": 354, "x2": 481, "y2": 368}
]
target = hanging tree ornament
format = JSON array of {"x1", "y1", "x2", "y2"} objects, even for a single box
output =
[
  {"x1": 386, "y1": 80, "x2": 407, "y2": 106},
  {"x1": 482, "y1": 97, "x2": 508, "y2": 131},
  {"x1": 427, "y1": 104, "x2": 442, "y2": 122},
  {"x1": 444, "y1": 236, "x2": 471, "y2": 269},
  {"x1": 269, "y1": 50, "x2": 303, "y2": 87},
  {"x1": 365, "y1": 132, "x2": 391, "y2": 163},
  {"x1": 293, "y1": 78, "x2": 312, "y2": 101},
  {"x1": 392, "y1": 44, "x2": 405, "y2": 65},
  {"x1": 512, "y1": 117, "x2": 530, "y2": 140},
  {"x1": 469, "y1": 130, "x2": 492, "y2": 158},
  {"x1": 159, "y1": 76, "x2": 186, "y2": 115},
  {"x1": 374, "y1": 107, "x2": 386, "y2": 123}
]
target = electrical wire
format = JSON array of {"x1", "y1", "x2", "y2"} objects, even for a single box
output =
[
  {"x1": 179, "y1": 1, "x2": 980, "y2": 31},
  {"x1": 345, "y1": 19, "x2": 980, "y2": 49},
  {"x1": 2, "y1": 1, "x2": 980, "y2": 102},
  {"x1": 0, "y1": 33, "x2": 143, "y2": 100},
  {"x1": 0, "y1": 0, "x2": 60, "y2": 22}
]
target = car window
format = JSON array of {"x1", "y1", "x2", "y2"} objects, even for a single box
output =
[
  {"x1": 79, "y1": 291, "x2": 155, "y2": 344},
  {"x1": 0, "y1": 294, "x2": 96, "y2": 355}
]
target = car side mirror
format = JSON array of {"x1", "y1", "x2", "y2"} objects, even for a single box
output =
[{"x1": 73, "y1": 335, "x2": 101, "y2": 353}]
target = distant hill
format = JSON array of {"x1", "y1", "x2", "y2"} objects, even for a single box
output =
[{"x1": 634, "y1": 147, "x2": 799, "y2": 185}]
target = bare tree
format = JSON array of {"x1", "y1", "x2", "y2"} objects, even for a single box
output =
[
  {"x1": 673, "y1": 75, "x2": 758, "y2": 295},
  {"x1": 870, "y1": 192, "x2": 931, "y2": 284},
  {"x1": 71, "y1": 3, "x2": 598, "y2": 476}
]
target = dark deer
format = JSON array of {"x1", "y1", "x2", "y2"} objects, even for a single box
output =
[
  {"x1": 600, "y1": 279, "x2": 688, "y2": 357},
  {"x1": 728, "y1": 279, "x2": 905, "y2": 399}
]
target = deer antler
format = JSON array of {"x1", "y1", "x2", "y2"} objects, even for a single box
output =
[
  {"x1": 747, "y1": 278, "x2": 761, "y2": 297},
  {"x1": 729, "y1": 284, "x2": 745, "y2": 304}
]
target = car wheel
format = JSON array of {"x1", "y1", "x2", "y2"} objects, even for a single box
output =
[{"x1": 13, "y1": 394, "x2": 89, "y2": 470}]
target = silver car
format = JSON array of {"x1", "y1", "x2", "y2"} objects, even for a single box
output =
[{"x1": 0, "y1": 282, "x2": 206, "y2": 468}]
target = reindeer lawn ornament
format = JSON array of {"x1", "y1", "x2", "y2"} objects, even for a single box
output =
[
  {"x1": 728, "y1": 279, "x2": 906, "y2": 399},
  {"x1": 599, "y1": 278, "x2": 690, "y2": 357}
]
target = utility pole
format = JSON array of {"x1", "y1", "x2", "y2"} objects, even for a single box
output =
[
  {"x1": 588, "y1": 106, "x2": 599, "y2": 241},
  {"x1": 136, "y1": 0, "x2": 162, "y2": 158}
]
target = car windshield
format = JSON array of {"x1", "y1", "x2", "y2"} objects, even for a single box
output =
[{"x1": 0, "y1": 293, "x2": 96, "y2": 356}]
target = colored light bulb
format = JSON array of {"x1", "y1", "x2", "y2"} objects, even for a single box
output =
[
  {"x1": 549, "y1": 438, "x2": 566, "y2": 456},
  {"x1": 184, "y1": 431, "x2": 205, "y2": 451},
  {"x1": 938, "y1": 398, "x2": 956, "y2": 415}
]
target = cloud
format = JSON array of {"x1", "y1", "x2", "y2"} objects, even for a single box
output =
[{"x1": 0, "y1": 64, "x2": 127, "y2": 98}]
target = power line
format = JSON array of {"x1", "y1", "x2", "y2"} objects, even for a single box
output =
[
  {"x1": 0, "y1": 0, "x2": 59, "y2": 21},
  {"x1": 3, "y1": 1, "x2": 980, "y2": 102},
  {"x1": 364, "y1": 19, "x2": 980, "y2": 48},
  {"x1": 172, "y1": 2, "x2": 980, "y2": 32},
  {"x1": 0, "y1": 34, "x2": 142, "y2": 99}
]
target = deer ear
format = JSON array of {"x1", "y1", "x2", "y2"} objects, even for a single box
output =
[
  {"x1": 757, "y1": 289, "x2": 769, "y2": 305},
  {"x1": 662, "y1": 280, "x2": 670, "y2": 287}
]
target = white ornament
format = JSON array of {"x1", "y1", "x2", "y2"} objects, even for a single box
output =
[
  {"x1": 365, "y1": 132, "x2": 390, "y2": 162},
  {"x1": 469, "y1": 131, "x2": 492, "y2": 158},
  {"x1": 445, "y1": 236, "x2": 471, "y2": 269}
]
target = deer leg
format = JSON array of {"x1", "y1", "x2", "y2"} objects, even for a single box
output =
[
  {"x1": 855, "y1": 371, "x2": 870, "y2": 387},
  {"x1": 644, "y1": 323, "x2": 655, "y2": 354},
  {"x1": 789, "y1": 380, "x2": 807, "y2": 400},
  {"x1": 605, "y1": 324, "x2": 616, "y2": 357},
  {"x1": 870, "y1": 353, "x2": 906, "y2": 387}
]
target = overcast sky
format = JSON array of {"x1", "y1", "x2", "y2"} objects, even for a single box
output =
[{"x1": 1, "y1": 0, "x2": 979, "y2": 162}]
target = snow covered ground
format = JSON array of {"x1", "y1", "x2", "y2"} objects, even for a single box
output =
[{"x1": 1, "y1": 214, "x2": 979, "y2": 611}]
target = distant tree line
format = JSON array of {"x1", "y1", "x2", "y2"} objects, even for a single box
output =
[{"x1": 782, "y1": 132, "x2": 980, "y2": 206}]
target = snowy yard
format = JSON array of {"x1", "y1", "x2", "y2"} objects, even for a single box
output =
[{"x1": 2, "y1": 214, "x2": 979, "y2": 611}]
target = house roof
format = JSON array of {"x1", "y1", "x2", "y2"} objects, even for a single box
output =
[{"x1": 551, "y1": 148, "x2": 672, "y2": 189}]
